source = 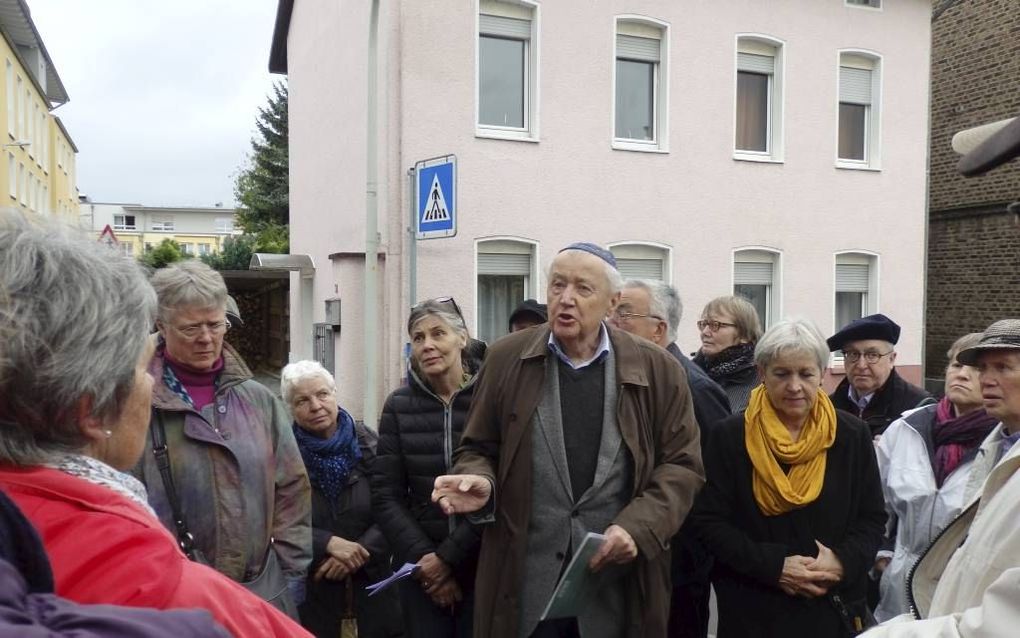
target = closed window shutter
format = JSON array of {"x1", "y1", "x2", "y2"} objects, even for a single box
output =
[
  {"x1": 835, "y1": 263, "x2": 869, "y2": 292},
  {"x1": 616, "y1": 258, "x2": 663, "y2": 281},
  {"x1": 737, "y1": 52, "x2": 774, "y2": 75},
  {"x1": 734, "y1": 261, "x2": 773, "y2": 286},
  {"x1": 478, "y1": 252, "x2": 530, "y2": 275},
  {"x1": 616, "y1": 35, "x2": 660, "y2": 63},
  {"x1": 480, "y1": 15, "x2": 531, "y2": 39},
  {"x1": 839, "y1": 67, "x2": 872, "y2": 105}
]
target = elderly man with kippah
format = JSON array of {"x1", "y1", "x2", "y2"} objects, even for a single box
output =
[
  {"x1": 827, "y1": 314, "x2": 931, "y2": 438},
  {"x1": 431, "y1": 242, "x2": 705, "y2": 638},
  {"x1": 863, "y1": 319, "x2": 1020, "y2": 636}
]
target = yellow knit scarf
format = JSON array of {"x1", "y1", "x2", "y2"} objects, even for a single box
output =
[{"x1": 744, "y1": 384, "x2": 837, "y2": 516}]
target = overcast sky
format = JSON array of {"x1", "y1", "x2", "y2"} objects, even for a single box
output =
[{"x1": 29, "y1": 0, "x2": 281, "y2": 207}]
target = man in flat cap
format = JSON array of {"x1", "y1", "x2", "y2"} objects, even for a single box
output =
[
  {"x1": 827, "y1": 314, "x2": 931, "y2": 438},
  {"x1": 865, "y1": 319, "x2": 1020, "y2": 636},
  {"x1": 509, "y1": 298, "x2": 548, "y2": 333},
  {"x1": 431, "y1": 242, "x2": 705, "y2": 638}
]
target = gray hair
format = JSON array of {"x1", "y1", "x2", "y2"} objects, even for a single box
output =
[
  {"x1": 547, "y1": 251, "x2": 625, "y2": 296},
  {"x1": 406, "y1": 300, "x2": 469, "y2": 341},
  {"x1": 150, "y1": 259, "x2": 228, "y2": 324},
  {"x1": 281, "y1": 360, "x2": 336, "y2": 407},
  {"x1": 754, "y1": 318, "x2": 830, "y2": 372},
  {"x1": 624, "y1": 279, "x2": 683, "y2": 342},
  {"x1": 0, "y1": 209, "x2": 157, "y2": 465}
]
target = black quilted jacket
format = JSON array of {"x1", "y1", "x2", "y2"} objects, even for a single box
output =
[{"x1": 371, "y1": 368, "x2": 482, "y2": 581}]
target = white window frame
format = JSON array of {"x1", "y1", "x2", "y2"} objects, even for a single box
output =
[
  {"x1": 733, "y1": 34, "x2": 785, "y2": 163},
  {"x1": 120, "y1": 242, "x2": 134, "y2": 257},
  {"x1": 836, "y1": 50, "x2": 882, "y2": 170},
  {"x1": 17, "y1": 162, "x2": 24, "y2": 206},
  {"x1": 845, "y1": 0, "x2": 882, "y2": 10},
  {"x1": 612, "y1": 15, "x2": 669, "y2": 153},
  {"x1": 732, "y1": 247, "x2": 782, "y2": 329},
  {"x1": 7, "y1": 153, "x2": 14, "y2": 199},
  {"x1": 214, "y1": 217, "x2": 234, "y2": 233},
  {"x1": 198, "y1": 243, "x2": 212, "y2": 256},
  {"x1": 151, "y1": 217, "x2": 175, "y2": 231},
  {"x1": 831, "y1": 251, "x2": 880, "y2": 366},
  {"x1": 476, "y1": 0, "x2": 540, "y2": 142},
  {"x1": 113, "y1": 214, "x2": 137, "y2": 231},
  {"x1": 5, "y1": 61, "x2": 13, "y2": 139},
  {"x1": 474, "y1": 236, "x2": 540, "y2": 341},
  {"x1": 607, "y1": 241, "x2": 672, "y2": 283}
]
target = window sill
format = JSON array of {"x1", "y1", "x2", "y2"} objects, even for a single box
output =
[
  {"x1": 733, "y1": 152, "x2": 784, "y2": 164},
  {"x1": 475, "y1": 128, "x2": 539, "y2": 143},
  {"x1": 835, "y1": 161, "x2": 881, "y2": 172},
  {"x1": 612, "y1": 140, "x2": 668, "y2": 154}
]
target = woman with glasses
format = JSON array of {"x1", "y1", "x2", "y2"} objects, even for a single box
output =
[
  {"x1": 693, "y1": 295, "x2": 764, "y2": 411},
  {"x1": 693, "y1": 319, "x2": 886, "y2": 637},
  {"x1": 872, "y1": 333, "x2": 999, "y2": 621},
  {"x1": 133, "y1": 260, "x2": 312, "y2": 618},
  {"x1": 372, "y1": 298, "x2": 482, "y2": 637}
]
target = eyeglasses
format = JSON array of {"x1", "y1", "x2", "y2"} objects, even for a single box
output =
[
  {"x1": 614, "y1": 309, "x2": 663, "y2": 323},
  {"x1": 412, "y1": 296, "x2": 464, "y2": 320},
  {"x1": 697, "y1": 320, "x2": 737, "y2": 332},
  {"x1": 168, "y1": 320, "x2": 231, "y2": 340},
  {"x1": 842, "y1": 350, "x2": 894, "y2": 364}
]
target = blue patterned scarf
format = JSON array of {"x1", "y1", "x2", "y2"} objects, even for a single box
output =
[{"x1": 293, "y1": 409, "x2": 362, "y2": 507}]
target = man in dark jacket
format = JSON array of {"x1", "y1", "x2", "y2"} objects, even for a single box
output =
[
  {"x1": 432, "y1": 243, "x2": 705, "y2": 638},
  {"x1": 610, "y1": 278, "x2": 729, "y2": 638},
  {"x1": 827, "y1": 313, "x2": 931, "y2": 437}
]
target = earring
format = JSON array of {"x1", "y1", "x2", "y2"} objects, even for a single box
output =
[{"x1": 103, "y1": 429, "x2": 113, "y2": 438}]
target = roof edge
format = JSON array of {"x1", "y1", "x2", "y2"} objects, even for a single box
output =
[{"x1": 53, "y1": 115, "x2": 77, "y2": 152}]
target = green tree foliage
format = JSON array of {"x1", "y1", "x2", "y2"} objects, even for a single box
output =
[
  {"x1": 140, "y1": 238, "x2": 186, "y2": 269},
  {"x1": 201, "y1": 235, "x2": 254, "y2": 271},
  {"x1": 234, "y1": 81, "x2": 289, "y2": 242}
]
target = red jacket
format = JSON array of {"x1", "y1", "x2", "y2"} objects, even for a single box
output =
[{"x1": 0, "y1": 465, "x2": 311, "y2": 638}]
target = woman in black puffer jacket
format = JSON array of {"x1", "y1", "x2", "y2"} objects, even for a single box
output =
[{"x1": 372, "y1": 298, "x2": 482, "y2": 638}]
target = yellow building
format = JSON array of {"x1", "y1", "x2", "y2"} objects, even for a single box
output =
[{"x1": 0, "y1": 0, "x2": 78, "y2": 222}]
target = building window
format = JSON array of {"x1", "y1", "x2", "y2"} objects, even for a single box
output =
[
  {"x1": 144, "y1": 242, "x2": 154, "y2": 253},
  {"x1": 151, "y1": 217, "x2": 174, "y2": 231},
  {"x1": 846, "y1": 0, "x2": 881, "y2": 8},
  {"x1": 180, "y1": 243, "x2": 194, "y2": 255},
  {"x1": 608, "y1": 242, "x2": 670, "y2": 282},
  {"x1": 7, "y1": 153, "x2": 14, "y2": 199},
  {"x1": 214, "y1": 217, "x2": 234, "y2": 233},
  {"x1": 733, "y1": 249, "x2": 781, "y2": 330},
  {"x1": 113, "y1": 214, "x2": 137, "y2": 230},
  {"x1": 16, "y1": 76, "x2": 23, "y2": 138},
  {"x1": 476, "y1": 238, "x2": 536, "y2": 343},
  {"x1": 614, "y1": 18, "x2": 667, "y2": 150},
  {"x1": 834, "y1": 253, "x2": 877, "y2": 331},
  {"x1": 28, "y1": 104, "x2": 37, "y2": 159},
  {"x1": 120, "y1": 243, "x2": 134, "y2": 257},
  {"x1": 838, "y1": 52, "x2": 881, "y2": 168},
  {"x1": 735, "y1": 36, "x2": 783, "y2": 160},
  {"x1": 477, "y1": 0, "x2": 537, "y2": 139},
  {"x1": 5, "y1": 61, "x2": 12, "y2": 138},
  {"x1": 198, "y1": 243, "x2": 212, "y2": 256},
  {"x1": 17, "y1": 163, "x2": 24, "y2": 206}
]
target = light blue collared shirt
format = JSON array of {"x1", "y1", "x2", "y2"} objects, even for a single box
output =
[
  {"x1": 547, "y1": 322, "x2": 612, "y2": 370},
  {"x1": 848, "y1": 385, "x2": 875, "y2": 413}
]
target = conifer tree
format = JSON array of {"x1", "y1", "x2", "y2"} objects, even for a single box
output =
[{"x1": 234, "y1": 81, "x2": 288, "y2": 248}]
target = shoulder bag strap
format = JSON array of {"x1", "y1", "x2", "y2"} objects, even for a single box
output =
[{"x1": 150, "y1": 408, "x2": 199, "y2": 560}]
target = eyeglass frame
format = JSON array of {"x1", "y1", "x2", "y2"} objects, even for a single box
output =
[
  {"x1": 697, "y1": 319, "x2": 738, "y2": 332},
  {"x1": 841, "y1": 349, "x2": 895, "y2": 364},
  {"x1": 165, "y1": 319, "x2": 232, "y2": 341}
]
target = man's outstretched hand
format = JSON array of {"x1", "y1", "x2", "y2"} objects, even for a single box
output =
[{"x1": 432, "y1": 474, "x2": 492, "y2": 515}]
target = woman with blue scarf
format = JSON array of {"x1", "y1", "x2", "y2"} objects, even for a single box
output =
[{"x1": 283, "y1": 361, "x2": 403, "y2": 638}]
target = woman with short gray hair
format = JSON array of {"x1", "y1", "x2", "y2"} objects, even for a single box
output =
[
  {"x1": 694, "y1": 318, "x2": 886, "y2": 637},
  {"x1": 372, "y1": 297, "x2": 482, "y2": 637},
  {"x1": 0, "y1": 210, "x2": 308, "y2": 637},
  {"x1": 134, "y1": 258, "x2": 311, "y2": 618},
  {"x1": 281, "y1": 360, "x2": 403, "y2": 637}
]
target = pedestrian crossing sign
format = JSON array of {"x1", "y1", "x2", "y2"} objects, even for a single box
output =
[{"x1": 415, "y1": 155, "x2": 456, "y2": 239}]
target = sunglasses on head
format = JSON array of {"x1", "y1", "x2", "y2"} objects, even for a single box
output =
[{"x1": 412, "y1": 296, "x2": 464, "y2": 319}]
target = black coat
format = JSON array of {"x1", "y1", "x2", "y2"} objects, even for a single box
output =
[
  {"x1": 298, "y1": 421, "x2": 403, "y2": 638},
  {"x1": 371, "y1": 371, "x2": 482, "y2": 585},
  {"x1": 693, "y1": 410, "x2": 886, "y2": 638},
  {"x1": 830, "y1": 368, "x2": 931, "y2": 437}
]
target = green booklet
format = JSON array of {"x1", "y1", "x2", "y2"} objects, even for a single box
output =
[{"x1": 539, "y1": 532, "x2": 608, "y2": 620}]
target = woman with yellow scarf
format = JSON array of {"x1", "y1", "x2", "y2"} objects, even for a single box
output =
[{"x1": 693, "y1": 319, "x2": 886, "y2": 638}]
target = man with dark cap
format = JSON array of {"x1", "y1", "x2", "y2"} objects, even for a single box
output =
[
  {"x1": 509, "y1": 298, "x2": 548, "y2": 332},
  {"x1": 431, "y1": 242, "x2": 704, "y2": 638},
  {"x1": 827, "y1": 313, "x2": 931, "y2": 438}
]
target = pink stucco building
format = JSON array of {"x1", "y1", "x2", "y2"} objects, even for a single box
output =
[{"x1": 270, "y1": 0, "x2": 931, "y2": 425}]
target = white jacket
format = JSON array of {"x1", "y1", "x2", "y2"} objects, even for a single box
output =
[
  {"x1": 873, "y1": 407, "x2": 991, "y2": 621},
  {"x1": 864, "y1": 425, "x2": 1020, "y2": 637}
]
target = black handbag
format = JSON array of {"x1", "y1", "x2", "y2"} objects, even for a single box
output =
[
  {"x1": 830, "y1": 593, "x2": 878, "y2": 637},
  {"x1": 150, "y1": 408, "x2": 298, "y2": 619}
]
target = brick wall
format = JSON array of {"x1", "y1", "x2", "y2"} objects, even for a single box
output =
[
  {"x1": 929, "y1": 0, "x2": 1020, "y2": 212},
  {"x1": 925, "y1": 0, "x2": 1020, "y2": 381}
]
